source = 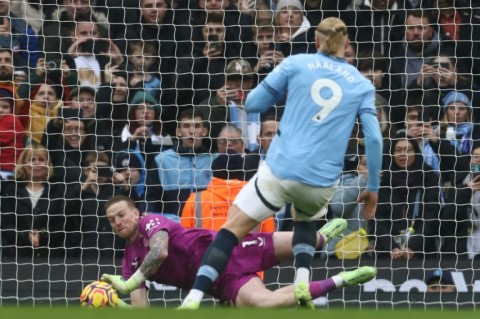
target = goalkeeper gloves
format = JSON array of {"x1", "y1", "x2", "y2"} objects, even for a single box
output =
[
  {"x1": 117, "y1": 299, "x2": 131, "y2": 309},
  {"x1": 101, "y1": 271, "x2": 145, "y2": 295}
]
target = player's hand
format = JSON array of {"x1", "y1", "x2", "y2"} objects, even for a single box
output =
[
  {"x1": 358, "y1": 190, "x2": 378, "y2": 220},
  {"x1": 100, "y1": 274, "x2": 139, "y2": 295}
]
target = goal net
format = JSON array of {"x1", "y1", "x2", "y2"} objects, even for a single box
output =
[{"x1": 1, "y1": 0, "x2": 479, "y2": 308}]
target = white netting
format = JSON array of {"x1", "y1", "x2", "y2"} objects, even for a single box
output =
[{"x1": 0, "y1": 0, "x2": 479, "y2": 308}]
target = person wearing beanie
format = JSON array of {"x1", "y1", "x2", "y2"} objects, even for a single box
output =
[
  {"x1": 274, "y1": 0, "x2": 315, "y2": 56},
  {"x1": 0, "y1": 87, "x2": 24, "y2": 179},
  {"x1": 112, "y1": 90, "x2": 173, "y2": 168},
  {"x1": 112, "y1": 151, "x2": 147, "y2": 203},
  {"x1": 425, "y1": 269, "x2": 456, "y2": 293},
  {"x1": 438, "y1": 90, "x2": 476, "y2": 155},
  {"x1": 25, "y1": 81, "x2": 63, "y2": 144},
  {"x1": 181, "y1": 150, "x2": 275, "y2": 232}
]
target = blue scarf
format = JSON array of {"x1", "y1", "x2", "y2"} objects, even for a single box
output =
[
  {"x1": 228, "y1": 102, "x2": 260, "y2": 151},
  {"x1": 422, "y1": 142, "x2": 440, "y2": 175},
  {"x1": 450, "y1": 123, "x2": 473, "y2": 155}
]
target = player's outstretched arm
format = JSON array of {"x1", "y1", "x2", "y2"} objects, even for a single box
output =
[
  {"x1": 101, "y1": 231, "x2": 169, "y2": 294},
  {"x1": 358, "y1": 111, "x2": 383, "y2": 220}
]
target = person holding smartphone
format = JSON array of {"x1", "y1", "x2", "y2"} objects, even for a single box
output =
[
  {"x1": 79, "y1": 151, "x2": 127, "y2": 259},
  {"x1": 175, "y1": 13, "x2": 233, "y2": 106},
  {"x1": 441, "y1": 144, "x2": 480, "y2": 259},
  {"x1": 408, "y1": 52, "x2": 480, "y2": 122},
  {"x1": 251, "y1": 19, "x2": 285, "y2": 79}
]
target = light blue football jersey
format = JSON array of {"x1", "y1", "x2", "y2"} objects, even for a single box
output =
[{"x1": 247, "y1": 52, "x2": 377, "y2": 187}]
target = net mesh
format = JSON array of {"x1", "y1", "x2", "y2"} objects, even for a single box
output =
[{"x1": 0, "y1": 0, "x2": 479, "y2": 307}]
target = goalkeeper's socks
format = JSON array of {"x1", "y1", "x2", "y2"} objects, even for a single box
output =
[{"x1": 309, "y1": 278, "x2": 337, "y2": 299}]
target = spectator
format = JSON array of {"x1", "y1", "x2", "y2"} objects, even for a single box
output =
[
  {"x1": 434, "y1": 0, "x2": 480, "y2": 86},
  {"x1": 126, "y1": 40, "x2": 161, "y2": 101},
  {"x1": 351, "y1": 0, "x2": 406, "y2": 55},
  {"x1": 0, "y1": 143, "x2": 81, "y2": 258},
  {"x1": 438, "y1": 91, "x2": 476, "y2": 155},
  {"x1": 425, "y1": 269, "x2": 456, "y2": 292},
  {"x1": 190, "y1": 0, "x2": 256, "y2": 59},
  {"x1": 0, "y1": 87, "x2": 24, "y2": 179},
  {"x1": 0, "y1": 0, "x2": 39, "y2": 68},
  {"x1": 251, "y1": 18, "x2": 285, "y2": 81},
  {"x1": 96, "y1": 65, "x2": 130, "y2": 136},
  {"x1": 175, "y1": 12, "x2": 233, "y2": 106},
  {"x1": 41, "y1": 0, "x2": 108, "y2": 57},
  {"x1": 142, "y1": 109, "x2": 216, "y2": 219},
  {"x1": 197, "y1": 59, "x2": 257, "y2": 150},
  {"x1": 67, "y1": 85, "x2": 111, "y2": 151},
  {"x1": 116, "y1": 0, "x2": 188, "y2": 107},
  {"x1": 112, "y1": 150, "x2": 147, "y2": 204},
  {"x1": 112, "y1": 90, "x2": 173, "y2": 168},
  {"x1": 397, "y1": 102, "x2": 465, "y2": 192},
  {"x1": 408, "y1": 52, "x2": 480, "y2": 122},
  {"x1": 115, "y1": 0, "x2": 191, "y2": 121},
  {"x1": 66, "y1": 19, "x2": 123, "y2": 89},
  {"x1": 389, "y1": 9, "x2": 452, "y2": 111},
  {"x1": 441, "y1": 143, "x2": 480, "y2": 259},
  {"x1": 217, "y1": 124, "x2": 246, "y2": 155},
  {"x1": 10, "y1": 0, "x2": 45, "y2": 34},
  {"x1": 0, "y1": 48, "x2": 26, "y2": 118},
  {"x1": 243, "y1": 114, "x2": 280, "y2": 180},
  {"x1": 369, "y1": 133, "x2": 442, "y2": 260},
  {"x1": 181, "y1": 150, "x2": 275, "y2": 232},
  {"x1": 357, "y1": 50, "x2": 394, "y2": 119},
  {"x1": 24, "y1": 81, "x2": 62, "y2": 145},
  {"x1": 42, "y1": 118, "x2": 96, "y2": 183},
  {"x1": 273, "y1": 0, "x2": 315, "y2": 56},
  {"x1": 79, "y1": 151, "x2": 126, "y2": 259}
]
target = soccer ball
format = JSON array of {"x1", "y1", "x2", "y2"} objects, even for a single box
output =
[{"x1": 80, "y1": 281, "x2": 119, "y2": 308}]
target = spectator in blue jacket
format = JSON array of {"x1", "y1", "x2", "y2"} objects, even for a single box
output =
[{"x1": 141, "y1": 109, "x2": 218, "y2": 220}]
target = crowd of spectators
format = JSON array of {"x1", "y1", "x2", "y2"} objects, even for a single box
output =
[{"x1": 1, "y1": 0, "x2": 480, "y2": 263}]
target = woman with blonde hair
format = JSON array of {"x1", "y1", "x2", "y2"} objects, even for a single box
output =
[{"x1": 0, "y1": 143, "x2": 81, "y2": 258}]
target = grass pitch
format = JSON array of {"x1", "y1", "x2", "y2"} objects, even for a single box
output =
[{"x1": 0, "y1": 307, "x2": 477, "y2": 319}]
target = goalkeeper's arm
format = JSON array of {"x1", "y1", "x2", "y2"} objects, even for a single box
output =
[{"x1": 102, "y1": 231, "x2": 169, "y2": 295}]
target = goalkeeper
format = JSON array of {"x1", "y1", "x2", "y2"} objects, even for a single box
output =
[{"x1": 101, "y1": 195, "x2": 376, "y2": 308}]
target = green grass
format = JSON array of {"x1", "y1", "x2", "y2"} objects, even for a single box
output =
[{"x1": 0, "y1": 307, "x2": 478, "y2": 319}]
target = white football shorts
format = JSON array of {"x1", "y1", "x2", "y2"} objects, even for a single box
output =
[{"x1": 234, "y1": 162, "x2": 336, "y2": 222}]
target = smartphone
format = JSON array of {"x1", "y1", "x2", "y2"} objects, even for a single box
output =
[
  {"x1": 280, "y1": 41, "x2": 292, "y2": 57},
  {"x1": 97, "y1": 166, "x2": 112, "y2": 178},
  {"x1": 472, "y1": 163, "x2": 480, "y2": 179},
  {"x1": 432, "y1": 62, "x2": 450, "y2": 69},
  {"x1": 93, "y1": 39, "x2": 109, "y2": 54},
  {"x1": 207, "y1": 34, "x2": 222, "y2": 52},
  {"x1": 79, "y1": 39, "x2": 108, "y2": 54},
  {"x1": 59, "y1": 107, "x2": 83, "y2": 119},
  {"x1": 80, "y1": 39, "x2": 95, "y2": 53}
]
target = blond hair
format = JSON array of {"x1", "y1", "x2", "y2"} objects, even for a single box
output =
[
  {"x1": 15, "y1": 143, "x2": 54, "y2": 181},
  {"x1": 316, "y1": 17, "x2": 348, "y2": 56}
]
